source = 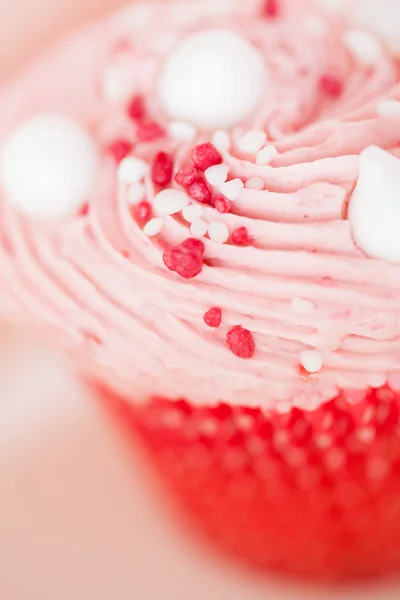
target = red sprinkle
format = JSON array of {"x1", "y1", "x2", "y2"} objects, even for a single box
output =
[
  {"x1": 151, "y1": 152, "x2": 174, "y2": 187},
  {"x1": 204, "y1": 307, "x2": 222, "y2": 328},
  {"x1": 192, "y1": 143, "x2": 223, "y2": 171},
  {"x1": 79, "y1": 203, "x2": 89, "y2": 217},
  {"x1": 107, "y1": 139, "x2": 132, "y2": 163},
  {"x1": 137, "y1": 122, "x2": 166, "y2": 143},
  {"x1": 127, "y1": 95, "x2": 146, "y2": 121},
  {"x1": 189, "y1": 177, "x2": 212, "y2": 204},
  {"x1": 163, "y1": 238, "x2": 205, "y2": 279},
  {"x1": 263, "y1": 0, "x2": 281, "y2": 17},
  {"x1": 226, "y1": 326, "x2": 256, "y2": 359},
  {"x1": 133, "y1": 201, "x2": 152, "y2": 224},
  {"x1": 319, "y1": 74, "x2": 343, "y2": 98},
  {"x1": 175, "y1": 166, "x2": 198, "y2": 187},
  {"x1": 231, "y1": 227, "x2": 252, "y2": 246},
  {"x1": 214, "y1": 195, "x2": 232, "y2": 214}
]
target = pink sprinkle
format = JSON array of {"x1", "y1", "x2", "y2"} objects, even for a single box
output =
[
  {"x1": 79, "y1": 203, "x2": 89, "y2": 217},
  {"x1": 204, "y1": 307, "x2": 222, "y2": 328},
  {"x1": 263, "y1": 0, "x2": 280, "y2": 17},
  {"x1": 231, "y1": 227, "x2": 252, "y2": 246},
  {"x1": 192, "y1": 143, "x2": 222, "y2": 171},
  {"x1": 226, "y1": 326, "x2": 255, "y2": 359},
  {"x1": 163, "y1": 238, "x2": 205, "y2": 279},
  {"x1": 319, "y1": 74, "x2": 343, "y2": 98},
  {"x1": 127, "y1": 95, "x2": 145, "y2": 121},
  {"x1": 133, "y1": 200, "x2": 152, "y2": 224},
  {"x1": 189, "y1": 177, "x2": 212, "y2": 204},
  {"x1": 137, "y1": 122, "x2": 166, "y2": 142},
  {"x1": 107, "y1": 139, "x2": 133, "y2": 163},
  {"x1": 175, "y1": 166, "x2": 197, "y2": 187},
  {"x1": 214, "y1": 195, "x2": 232, "y2": 214},
  {"x1": 151, "y1": 152, "x2": 174, "y2": 187}
]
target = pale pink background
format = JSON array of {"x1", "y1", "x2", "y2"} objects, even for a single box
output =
[{"x1": 0, "y1": 1, "x2": 399, "y2": 598}]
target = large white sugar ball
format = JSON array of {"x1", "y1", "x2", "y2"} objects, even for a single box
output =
[
  {"x1": 349, "y1": 146, "x2": 400, "y2": 263},
  {"x1": 159, "y1": 29, "x2": 266, "y2": 130},
  {"x1": 1, "y1": 114, "x2": 98, "y2": 219}
]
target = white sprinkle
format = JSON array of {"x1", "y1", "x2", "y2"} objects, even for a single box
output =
[
  {"x1": 237, "y1": 129, "x2": 267, "y2": 154},
  {"x1": 291, "y1": 298, "x2": 315, "y2": 315},
  {"x1": 182, "y1": 204, "x2": 203, "y2": 223},
  {"x1": 343, "y1": 29, "x2": 383, "y2": 66},
  {"x1": 300, "y1": 350, "x2": 323, "y2": 373},
  {"x1": 205, "y1": 164, "x2": 229, "y2": 186},
  {"x1": 153, "y1": 188, "x2": 189, "y2": 216},
  {"x1": 377, "y1": 99, "x2": 400, "y2": 116},
  {"x1": 143, "y1": 217, "x2": 163, "y2": 237},
  {"x1": 219, "y1": 178, "x2": 244, "y2": 201},
  {"x1": 208, "y1": 221, "x2": 229, "y2": 243},
  {"x1": 118, "y1": 157, "x2": 148, "y2": 184},
  {"x1": 127, "y1": 183, "x2": 146, "y2": 205},
  {"x1": 190, "y1": 219, "x2": 208, "y2": 238},
  {"x1": 256, "y1": 145, "x2": 279, "y2": 166},
  {"x1": 167, "y1": 121, "x2": 197, "y2": 140},
  {"x1": 212, "y1": 131, "x2": 231, "y2": 153},
  {"x1": 245, "y1": 176, "x2": 264, "y2": 190}
]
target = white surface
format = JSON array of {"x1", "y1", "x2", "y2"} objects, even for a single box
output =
[
  {"x1": 348, "y1": 146, "x2": 400, "y2": 263},
  {"x1": 1, "y1": 113, "x2": 98, "y2": 219},
  {"x1": 159, "y1": 29, "x2": 266, "y2": 129}
]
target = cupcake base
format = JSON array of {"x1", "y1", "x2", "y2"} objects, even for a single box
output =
[{"x1": 98, "y1": 385, "x2": 400, "y2": 582}]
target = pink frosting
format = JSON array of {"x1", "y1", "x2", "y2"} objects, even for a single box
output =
[{"x1": 1, "y1": 0, "x2": 400, "y2": 411}]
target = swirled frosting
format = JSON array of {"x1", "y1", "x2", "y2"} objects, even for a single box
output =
[{"x1": 1, "y1": 0, "x2": 400, "y2": 411}]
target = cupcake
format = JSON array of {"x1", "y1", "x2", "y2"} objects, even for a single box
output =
[{"x1": 1, "y1": 0, "x2": 399, "y2": 581}]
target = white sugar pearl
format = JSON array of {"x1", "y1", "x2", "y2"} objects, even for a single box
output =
[
  {"x1": 205, "y1": 164, "x2": 229, "y2": 186},
  {"x1": 212, "y1": 131, "x2": 231, "y2": 153},
  {"x1": 208, "y1": 221, "x2": 229, "y2": 243},
  {"x1": 377, "y1": 100, "x2": 400, "y2": 116},
  {"x1": 167, "y1": 121, "x2": 197, "y2": 140},
  {"x1": 237, "y1": 129, "x2": 267, "y2": 154},
  {"x1": 159, "y1": 29, "x2": 266, "y2": 129},
  {"x1": 291, "y1": 298, "x2": 315, "y2": 314},
  {"x1": 245, "y1": 176, "x2": 264, "y2": 190},
  {"x1": 256, "y1": 145, "x2": 279, "y2": 165},
  {"x1": 343, "y1": 29, "x2": 383, "y2": 65},
  {"x1": 127, "y1": 183, "x2": 146, "y2": 205},
  {"x1": 219, "y1": 178, "x2": 244, "y2": 201},
  {"x1": 300, "y1": 350, "x2": 323, "y2": 373},
  {"x1": 190, "y1": 219, "x2": 208, "y2": 238},
  {"x1": 348, "y1": 146, "x2": 400, "y2": 263},
  {"x1": 182, "y1": 204, "x2": 203, "y2": 223},
  {"x1": 1, "y1": 114, "x2": 98, "y2": 219},
  {"x1": 118, "y1": 157, "x2": 148, "y2": 184},
  {"x1": 153, "y1": 188, "x2": 189, "y2": 216},
  {"x1": 143, "y1": 217, "x2": 163, "y2": 237}
]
